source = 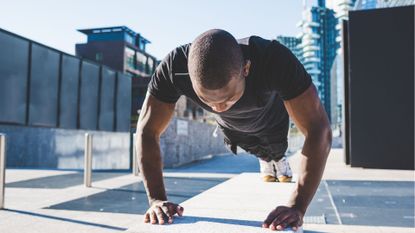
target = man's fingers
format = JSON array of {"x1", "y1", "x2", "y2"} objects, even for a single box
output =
[
  {"x1": 150, "y1": 211, "x2": 157, "y2": 224},
  {"x1": 176, "y1": 205, "x2": 184, "y2": 216},
  {"x1": 263, "y1": 212, "x2": 275, "y2": 226},
  {"x1": 160, "y1": 205, "x2": 173, "y2": 224},
  {"x1": 155, "y1": 207, "x2": 166, "y2": 224},
  {"x1": 276, "y1": 218, "x2": 296, "y2": 231},
  {"x1": 263, "y1": 208, "x2": 281, "y2": 227},
  {"x1": 144, "y1": 202, "x2": 183, "y2": 225},
  {"x1": 272, "y1": 213, "x2": 301, "y2": 231},
  {"x1": 144, "y1": 212, "x2": 150, "y2": 223},
  {"x1": 161, "y1": 205, "x2": 172, "y2": 217},
  {"x1": 271, "y1": 211, "x2": 291, "y2": 228}
]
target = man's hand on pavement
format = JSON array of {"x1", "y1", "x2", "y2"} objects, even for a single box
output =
[
  {"x1": 262, "y1": 206, "x2": 304, "y2": 231},
  {"x1": 144, "y1": 201, "x2": 184, "y2": 225}
]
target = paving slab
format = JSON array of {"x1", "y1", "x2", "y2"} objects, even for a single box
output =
[
  {"x1": 1, "y1": 148, "x2": 414, "y2": 233},
  {"x1": 126, "y1": 173, "x2": 302, "y2": 233}
]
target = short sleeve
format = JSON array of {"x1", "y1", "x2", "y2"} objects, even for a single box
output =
[
  {"x1": 147, "y1": 52, "x2": 181, "y2": 103},
  {"x1": 266, "y1": 40, "x2": 312, "y2": 100}
]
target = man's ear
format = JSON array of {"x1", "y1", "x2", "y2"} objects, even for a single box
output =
[{"x1": 243, "y1": 60, "x2": 251, "y2": 77}]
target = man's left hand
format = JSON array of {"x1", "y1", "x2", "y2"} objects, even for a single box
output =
[{"x1": 262, "y1": 206, "x2": 304, "y2": 231}]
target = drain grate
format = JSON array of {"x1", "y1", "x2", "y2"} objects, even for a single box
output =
[{"x1": 303, "y1": 215, "x2": 327, "y2": 224}]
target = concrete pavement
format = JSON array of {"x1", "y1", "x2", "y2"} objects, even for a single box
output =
[{"x1": 0, "y1": 148, "x2": 413, "y2": 233}]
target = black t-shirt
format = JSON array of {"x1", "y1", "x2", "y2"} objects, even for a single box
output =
[{"x1": 148, "y1": 36, "x2": 312, "y2": 135}]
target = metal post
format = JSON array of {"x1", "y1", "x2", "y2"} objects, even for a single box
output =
[
  {"x1": 0, "y1": 134, "x2": 6, "y2": 209},
  {"x1": 132, "y1": 133, "x2": 139, "y2": 176},
  {"x1": 84, "y1": 133, "x2": 92, "y2": 187}
]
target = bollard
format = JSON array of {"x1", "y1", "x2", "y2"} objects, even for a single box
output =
[
  {"x1": 0, "y1": 134, "x2": 5, "y2": 209},
  {"x1": 84, "y1": 133, "x2": 93, "y2": 187},
  {"x1": 132, "y1": 133, "x2": 139, "y2": 176}
]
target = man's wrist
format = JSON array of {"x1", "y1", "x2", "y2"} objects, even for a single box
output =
[
  {"x1": 149, "y1": 198, "x2": 168, "y2": 206},
  {"x1": 287, "y1": 204, "x2": 306, "y2": 217}
]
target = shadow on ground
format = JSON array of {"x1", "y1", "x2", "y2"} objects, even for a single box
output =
[
  {"x1": 165, "y1": 153, "x2": 260, "y2": 174},
  {"x1": 46, "y1": 177, "x2": 227, "y2": 214}
]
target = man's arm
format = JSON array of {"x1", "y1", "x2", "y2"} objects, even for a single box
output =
[
  {"x1": 136, "y1": 92, "x2": 184, "y2": 224},
  {"x1": 263, "y1": 84, "x2": 332, "y2": 231}
]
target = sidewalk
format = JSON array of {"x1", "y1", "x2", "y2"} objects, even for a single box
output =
[{"x1": 0, "y1": 148, "x2": 413, "y2": 233}]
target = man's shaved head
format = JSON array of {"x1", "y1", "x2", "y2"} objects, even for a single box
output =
[{"x1": 188, "y1": 29, "x2": 244, "y2": 90}]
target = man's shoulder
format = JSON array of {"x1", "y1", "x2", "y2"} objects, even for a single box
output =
[
  {"x1": 166, "y1": 43, "x2": 191, "y2": 74},
  {"x1": 237, "y1": 35, "x2": 271, "y2": 46},
  {"x1": 238, "y1": 36, "x2": 284, "y2": 56}
]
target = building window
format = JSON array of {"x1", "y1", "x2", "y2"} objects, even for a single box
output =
[
  {"x1": 147, "y1": 57, "x2": 154, "y2": 73},
  {"x1": 125, "y1": 33, "x2": 134, "y2": 45},
  {"x1": 136, "y1": 52, "x2": 147, "y2": 72},
  {"x1": 95, "y1": 52, "x2": 103, "y2": 62},
  {"x1": 125, "y1": 47, "x2": 136, "y2": 70}
]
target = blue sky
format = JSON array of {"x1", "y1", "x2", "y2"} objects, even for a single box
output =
[{"x1": 0, "y1": 0, "x2": 319, "y2": 59}]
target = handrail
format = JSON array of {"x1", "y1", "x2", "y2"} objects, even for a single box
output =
[
  {"x1": 84, "y1": 133, "x2": 92, "y2": 187},
  {"x1": 0, "y1": 134, "x2": 6, "y2": 209},
  {"x1": 132, "y1": 133, "x2": 139, "y2": 176}
]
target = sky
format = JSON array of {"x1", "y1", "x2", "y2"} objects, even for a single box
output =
[{"x1": 0, "y1": 0, "x2": 321, "y2": 59}]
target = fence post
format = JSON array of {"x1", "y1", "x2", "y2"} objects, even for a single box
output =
[
  {"x1": 0, "y1": 134, "x2": 6, "y2": 209},
  {"x1": 84, "y1": 133, "x2": 92, "y2": 187},
  {"x1": 132, "y1": 133, "x2": 139, "y2": 176}
]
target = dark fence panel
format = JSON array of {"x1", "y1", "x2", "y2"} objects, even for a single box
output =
[
  {"x1": 28, "y1": 43, "x2": 60, "y2": 127},
  {"x1": 0, "y1": 30, "x2": 29, "y2": 124},
  {"x1": 59, "y1": 55, "x2": 80, "y2": 129},
  {"x1": 116, "y1": 72, "x2": 132, "y2": 132},
  {"x1": 99, "y1": 67, "x2": 116, "y2": 131},
  {"x1": 0, "y1": 28, "x2": 132, "y2": 132},
  {"x1": 348, "y1": 6, "x2": 414, "y2": 169},
  {"x1": 79, "y1": 60, "x2": 100, "y2": 130}
]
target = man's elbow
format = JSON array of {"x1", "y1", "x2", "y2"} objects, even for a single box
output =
[
  {"x1": 135, "y1": 129, "x2": 160, "y2": 158},
  {"x1": 323, "y1": 125, "x2": 332, "y2": 156},
  {"x1": 308, "y1": 124, "x2": 332, "y2": 157},
  {"x1": 136, "y1": 127, "x2": 160, "y2": 142}
]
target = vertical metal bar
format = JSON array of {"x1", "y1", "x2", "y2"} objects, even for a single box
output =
[
  {"x1": 0, "y1": 134, "x2": 6, "y2": 209},
  {"x1": 132, "y1": 133, "x2": 139, "y2": 176},
  {"x1": 84, "y1": 133, "x2": 92, "y2": 187}
]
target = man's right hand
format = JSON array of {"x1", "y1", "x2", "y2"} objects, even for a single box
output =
[{"x1": 144, "y1": 200, "x2": 184, "y2": 225}]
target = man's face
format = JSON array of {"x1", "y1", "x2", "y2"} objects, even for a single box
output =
[{"x1": 192, "y1": 63, "x2": 249, "y2": 113}]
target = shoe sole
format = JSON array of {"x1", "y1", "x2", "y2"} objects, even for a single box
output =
[
  {"x1": 262, "y1": 175, "x2": 277, "y2": 182},
  {"x1": 276, "y1": 176, "x2": 292, "y2": 183}
]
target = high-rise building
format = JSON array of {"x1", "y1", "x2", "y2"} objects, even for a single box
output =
[
  {"x1": 297, "y1": 0, "x2": 338, "y2": 121},
  {"x1": 331, "y1": 0, "x2": 357, "y2": 54},
  {"x1": 76, "y1": 26, "x2": 158, "y2": 128},
  {"x1": 276, "y1": 36, "x2": 302, "y2": 60},
  {"x1": 76, "y1": 26, "x2": 157, "y2": 77},
  {"x1": 354, "y1": 0, "x2": 413, "y2": 9}
]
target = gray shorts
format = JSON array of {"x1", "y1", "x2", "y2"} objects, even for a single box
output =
[{"x1": 220, "y1": 124, "x2": 289, "y2": 162}]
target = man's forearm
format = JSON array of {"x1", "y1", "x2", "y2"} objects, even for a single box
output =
[
  {"x1": 288, "y1": 128, "x2": 332, "y2": 215},
  {"x1": 137, "y1": 133, "x2": 167, "y2": 205}
]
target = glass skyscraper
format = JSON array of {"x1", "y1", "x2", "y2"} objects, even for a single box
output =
[
  {"x1": 297, "y1": 0, "x2": 338, "y2": 121},
  {"x1": 354, "y1": 0, "x2": 414, "y2": 10}
]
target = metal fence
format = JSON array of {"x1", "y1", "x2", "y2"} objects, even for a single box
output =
[{"x1": 0, "y1": 28, "x2": 131, "y2": 132}]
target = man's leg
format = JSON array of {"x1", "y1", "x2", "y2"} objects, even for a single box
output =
[
  {"x1": 259, "y1": 159, "x2": 277, "y2": 182},
  {"x1": 272, "y1": 156, "x2": 293, "y2": 182},
  {"x1": 255, "y1": 143, "x2": 292, "y2": 182},
  {"x1": 218, "y1": 124, "x2": 292, "y2": 182},
  {"x1": 257, "y1": 121, "x2": 293, "y2": 182}
]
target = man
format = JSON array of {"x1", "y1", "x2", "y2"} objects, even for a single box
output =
[{"x1": 136, "y1": 29, "x2": 332, "y2": 231}]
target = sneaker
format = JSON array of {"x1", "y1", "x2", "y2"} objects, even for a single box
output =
[
  {"x1": 273, "y1": 156, "x2": 293, "y2": 182},
  {"x1": 259, "y1": 159, "x2": 277, "y2": 182}
]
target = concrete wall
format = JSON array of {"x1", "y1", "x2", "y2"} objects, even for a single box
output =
[
  {"x1": 1, "y1": 118, "x2": 228, "y2": 169},
  {"x1": 159, "y1": 118, "x2": 228, "y2": 168},
  {"x1": 1, "y1": 124, "x2": 130, "y2": 169}
]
